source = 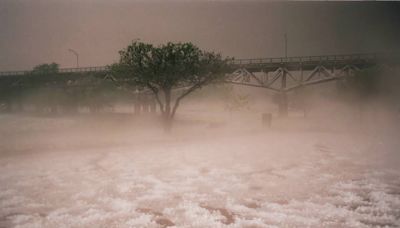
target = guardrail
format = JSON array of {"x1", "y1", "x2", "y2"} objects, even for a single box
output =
[
  {"x1": 57, "y1": 66, "x2": 108, "y2": 73},
  {"x1": 229, "y1": 53, "x2": 378, "y2": 65},
  {"x1": 0, "y1": 66, "x2": 109, "y2": 77}
]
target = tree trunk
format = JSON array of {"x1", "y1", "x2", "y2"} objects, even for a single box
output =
[
  {"x1": 164, "y1": 89, "x2": 171, "y2": 116},
  {"x1": 162, "y1": 89, "x2": 173, "y2": 132}
]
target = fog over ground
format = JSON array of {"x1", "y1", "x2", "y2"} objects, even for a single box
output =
[{"x1": 1, "y1": 81, "x2": 400, "y2": 227}]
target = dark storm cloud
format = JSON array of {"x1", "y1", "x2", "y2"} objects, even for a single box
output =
[{"x1": 0, "y1": 1, "x2": 399, "y2": 71}]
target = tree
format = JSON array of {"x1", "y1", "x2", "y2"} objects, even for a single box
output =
[
  {"x1": 32, "y1": 62, "x2": 59, "y2": 75},
  {"x1": 29, "y1": 63, "x2": 60, "y2": 113},
  {"x1": 113, "y1": 41, "x2": 230, "y2": 130}
]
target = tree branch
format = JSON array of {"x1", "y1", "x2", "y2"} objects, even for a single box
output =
[{"x1": 170, "y1": 75, "x2": 212, "y2": 118}]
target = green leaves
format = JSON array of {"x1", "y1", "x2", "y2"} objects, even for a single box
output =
[
  {"x1": 116, "y1": 41, "x2": 230, "y2": 90},
  {"x1": 115, "y1": 41, "x2": 231, "y2": 123},
  {"x1": 32, "y1": 63, "x2": 59, "y2": 75}
]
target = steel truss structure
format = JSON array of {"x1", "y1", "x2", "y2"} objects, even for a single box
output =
[{"x1": 226, "y1": 53, "x2": 384, "y2": 92}]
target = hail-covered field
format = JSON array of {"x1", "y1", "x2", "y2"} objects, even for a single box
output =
[{"x1": 0, "y1": 112, "x2": 399, "y2": 228}]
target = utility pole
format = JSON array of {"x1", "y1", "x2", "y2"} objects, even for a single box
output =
[
  {"x1": 68, "y1": 49, "x2": 79, "y2": 68},
  {"x1": 284, "y1": 33, "x2": 287, "y2": 58}
]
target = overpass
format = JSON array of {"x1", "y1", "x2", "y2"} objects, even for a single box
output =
[
  {"x1": 0, "y1": 52, "x2": 398, "y2": 115},
  {"x1": 0, "y1": 52, "x2": 388, "y2": 90}
]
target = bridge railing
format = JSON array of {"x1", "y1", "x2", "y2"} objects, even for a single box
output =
[
  {"x1": 229, "y1": 53, "x2": 378, "y2": 65},
  {"x1": 57, "y1": 66, "x2": 108, "y2": 73},
  {"x1": 0, "y1": 70, "x2": 30, "y2": 76},
  {"x1": 0, "y1": 66, "x2": 109, "y2": 76}
]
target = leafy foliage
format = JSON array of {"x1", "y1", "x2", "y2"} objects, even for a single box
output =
[
  {"x1": 115, "y1": 42, "x2": 229, "y2": 89},
  {"x1": 32, "y1": 63, "x2": 59, "y2": 75},
  {"x1": 113, "y1": 41, "x2": 231, "y2": 129}
]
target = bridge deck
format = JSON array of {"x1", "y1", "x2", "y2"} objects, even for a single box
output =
[{"x1": 1, "y1": 52, "x2": 395, "y2": 77}]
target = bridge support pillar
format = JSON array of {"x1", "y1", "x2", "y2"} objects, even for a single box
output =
[{"x1": 278, "y1": 92, "x2": 288, "y2": 117}]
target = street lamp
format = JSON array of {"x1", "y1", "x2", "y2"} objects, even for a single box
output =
[
  {"x1": 68, "y1": 49, "x2": 79, "y2": 68},
  {"x1": 284, "y1": 33, "x2": 288, "y2": 58}
]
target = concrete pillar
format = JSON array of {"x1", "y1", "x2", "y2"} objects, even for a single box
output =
[
  {"x1": 278, "y1": 92, "x2": 288, "y2": 117},
  {"x1": 279, "y1": 68, "x2": 288, "y2": 117}
]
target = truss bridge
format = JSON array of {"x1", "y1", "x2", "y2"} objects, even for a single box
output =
[
  {"x1": 0, "y1": 53, "x2": 395, "y2": 89},
  {"x1": 0, "y1": 52, "x2": 398, "y2": 116},
  {"x1": 226, "y1": 53, "x2": 392, "y2": 92}
]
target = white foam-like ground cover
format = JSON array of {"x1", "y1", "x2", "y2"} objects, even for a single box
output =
[{"x1": 0, "y1": 114, "x2": 399, "y2": 227}]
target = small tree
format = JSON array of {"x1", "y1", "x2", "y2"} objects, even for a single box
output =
[
  {"x1": 32, "y1": 63, "x2": 59, "y2": 74},
  {"x1": 114, "y1": 41, "x2": 230, "y2": 130},
  {"x1": 29, "y1": 63, "x2": 60, "y2": 113}
]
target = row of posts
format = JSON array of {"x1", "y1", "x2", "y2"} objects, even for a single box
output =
[
  {"x1": 133, "y1": 94, "x2": 157, "y2": 114},
  {"x1": 0, "y1": 95, "x2": 159, "y2": 115}
]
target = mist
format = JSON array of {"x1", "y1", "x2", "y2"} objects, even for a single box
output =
[
  {"x1": 1, "y1": 1, "x2": 400, "y2": 70},
  {"x1": 1, "y1": 1, "x2": 400, "y2": 228}
]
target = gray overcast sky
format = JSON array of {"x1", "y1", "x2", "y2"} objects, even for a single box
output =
[{"x1": 0, "y1": 1, "x2": 399, "y2": 71}]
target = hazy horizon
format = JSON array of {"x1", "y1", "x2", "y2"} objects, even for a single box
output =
[{"x1": 1, "y1": 1, "x2": 400, "y2": 71}]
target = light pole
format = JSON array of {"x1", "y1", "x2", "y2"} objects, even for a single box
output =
[
  {"x1": 68, "y1": 49, "x2": 79, "y2": 68},
  {"x1": 284, "y1": 33, "x2": 288, "y2": 58}
]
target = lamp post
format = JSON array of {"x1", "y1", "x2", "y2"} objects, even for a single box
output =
[
  {"x1": 284, "y1": 33, "x2": 287, "y2": 58},
  {"x1": 68, "y1": 49, "x2": 79, "y2": 68}
]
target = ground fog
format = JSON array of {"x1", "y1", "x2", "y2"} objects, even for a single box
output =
[{"x1": 0, "y1": 101, "x2": 400, "y2": 228}]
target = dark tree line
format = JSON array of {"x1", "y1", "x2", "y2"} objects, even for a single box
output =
[{"x1": 0, "y1": 63, "x2": 122, "y2": 114}]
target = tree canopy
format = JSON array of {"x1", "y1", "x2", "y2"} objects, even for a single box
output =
[
  {"x1": 32, "y1": 63, "x2": 59, "y2": 75},
  {"x1": 113, "y1": 41, "x2": 231, "y2": 129}
]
